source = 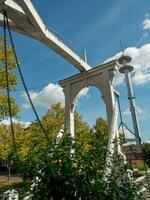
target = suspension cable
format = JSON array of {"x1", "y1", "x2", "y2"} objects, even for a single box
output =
[
  {"x1": 117, "y1": 96, "x2": 126, "y2": 143},
  {"x1": 3, "y1": 11, "x2": 17, "y2": 154},
  {"x1": 4, "y1": 10, "x2": 50, "y2": 142},
  {"x1": 47, "y1": 26, "x2": 84, "y2": 52},
  {"x1": 47, "y1": 26, "x2": 97, "y2": 66}
]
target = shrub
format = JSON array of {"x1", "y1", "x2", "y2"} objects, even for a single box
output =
[{"x1": 20, "y1": 134, "x2": 145, "y2": 200}]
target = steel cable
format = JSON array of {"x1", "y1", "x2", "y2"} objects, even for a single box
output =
[{"x1": 4, "y1": 10, "x2": 50, "y2": 142}]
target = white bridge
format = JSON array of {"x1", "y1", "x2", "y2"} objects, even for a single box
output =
[
  {"x1": 0, "y1": 0, "x2": 125, "y2": 174},
  {"x1": 0, "y1": 0, "x2": 91, "y2": 72}
]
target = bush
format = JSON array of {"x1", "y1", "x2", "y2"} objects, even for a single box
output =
[{"x1": 20, "y1": 134, "x2": 145, "y2": 200}]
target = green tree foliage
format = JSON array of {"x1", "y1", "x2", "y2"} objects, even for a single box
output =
[
  {"x1": 0, "y1": 102, "x2": 144, "y2": 199},
  {"x1": 0, "y1": 36, "x2": 20, "y2": 172},
  {"x1": 26, "y1": 104, "x2": 108, "y2": 162},
  {"x1": 23, "y1": 135, "x2": 144, "y2": 200},
  {"x1": 26, "y1": 103, "x2": 94, "y2": 153},
  {"x1": 0, "y1": 123, "x2": 30, "y2": 166},
  {"x1": 42, "y1": 103, "x2": 65, "y2": 140},
  {"x1": 15, "y1": 104, "x2": 108, "y2": 180},
  {"x1": 143, "y1": 143, "x2": 150, "y2": 167},
  {"x1": 93, "y1": 117, "x2": 108, "y2": 147},
  {"x1": 0, "y1": 124, "x2": 12, "y2": 160},
  {"x1": 0, "y1": 93, "x2": 19, "y2": 120},
  {"x1": 11, "y1": 104, "x2": 143, "y2": 199},
  {"x1": 74, "y1": 112, "x2": 93, "y2": 154},
  {"x1": 0, "y1": 37, "x2": 19, "y2": 120},
  {"x1": 12, "y1": 123, "x2": 31, "y2": 159}
]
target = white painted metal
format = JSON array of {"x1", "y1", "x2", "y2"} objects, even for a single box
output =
[
  {"x1": 60, "y1": 60, "x2": 126, "y2": 166},
  {"x1": 103, "y1": 102, "x2": 119, "y2": 177},
  {"x1": 59, "y1": 60, "x2": 118, "y2": 134},
  {"x1": 60, "y1": 60, "x2": 126, "y2": 176},
  {"x1": 124, "y1": 69, "x2": 140, "y2": 144},
  {"x1": 104, "y1": 99, "x2": 126, "y2": 178},
  {"x1": 0, "y1": 0, "x2": 91, "y2": 72},
  {"x1": 118, "y1": 55, "x2": 141, "y2": 144}
]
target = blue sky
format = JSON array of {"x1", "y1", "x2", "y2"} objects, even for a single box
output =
[{"x1": 0, "y1": 0, "x2": 150, "y2": 141}]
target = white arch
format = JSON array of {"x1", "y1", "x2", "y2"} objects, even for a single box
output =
[
  {"x1": 59, "y1": 60, "x2": 119, "y2": 143},
  {"x1": 59, "y1": 60, "x2": 126, "y2": 172}
]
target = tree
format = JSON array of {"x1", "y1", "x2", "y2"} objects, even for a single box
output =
[
  {"x1": 0, "y1": 36, "x2": 20, "y2": 180},
  {"x1": 16, "y1": 104, "x2": 143, "y2": 199},
  {"x1": 0, "y1": 101, "x2": 143, "y2": 199},
  {"x1": 0, "y1": 101, "x2": 109, "y2": 177},
  {"x1": 0, "y1": 93, "x2": 19, "y2": 120},
  {"x1": 93, "y1": 117, "x2": 108, "y2": 147},
  {"x1": 0, "y1": 36, "x2": 19, "y2": 120},
  {"x1": 143, "y1": 143, "x2": 150, "y2": 167},
  {"x1": 41, "y1": 103, "x2": 65, "y2": 141},
  {"x1": 24, "y1": 134, "x2": 144, "y2": 200},
  {"x1": 26, "y1": 103, "x2": 93, "y2": 152},
  {"x1": 0, "y1": 124, "x2": 12, "y2": 161},
  {"x1": 74, "y1": 112, "x2": 93, "y2": 154},
  {"x1": 10, "y1": 104, "x2": 109, "y2": 177}
]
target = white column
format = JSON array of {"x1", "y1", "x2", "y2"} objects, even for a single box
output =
[
  {"x1": 101, "y1": 70, "x2": 115, "y2": 131},
  {"x1": 63, "y1": 84, "x2": 75, "y2": 138}
]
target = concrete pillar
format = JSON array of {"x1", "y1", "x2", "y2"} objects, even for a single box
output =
[
  {"x1": 101, "y1": 70, "x2": 116, "y2": 131},
  {"x1": 63, "y1": 84, "x2": 75, "y2": 138}
]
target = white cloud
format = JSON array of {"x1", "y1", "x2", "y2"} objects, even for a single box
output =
[
  {"x1": 123, "y1": 106, "x2": 144, "y2": 116},
  {"x1": 22, "y1": 83, "x2": 64, "y2": 109},
  {"x1": 140, "y1": 14, "x2": 150, "y2": 42},
  {"x1": 140, "y1": 32, "x2": 148, "y2": 42},
  {"x1": 142, "y1": 14, "x2": 150, "y2": 30},
  {"x1": 104, "y1": 43, "x2": 150, "y2": 85},
  {"x1": 22, "y1": 83, "x2": 89, "y2": 109},
  {"x1": 123, "y1": 109, "x2": 130, "y2": 116},
  {"x1": 132, "y1": 72, "x2": 150, "y2": 85},
  {"x1": 119, "y1": 127, "x2": 135, "y2": 140},
  {"x1": 76, "y1": 87, "x2": 89, "y2": 102},
  {"x1": 0, "y1": 118, "x2": 31, "y2": 128},
  {"x1": 119, "y1": 126, "x2": 135, "y2": 142}
]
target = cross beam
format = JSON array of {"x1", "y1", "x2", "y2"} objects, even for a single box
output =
[{"x1": 0, "y1": 0, "x2": 91, "y2": 72}]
